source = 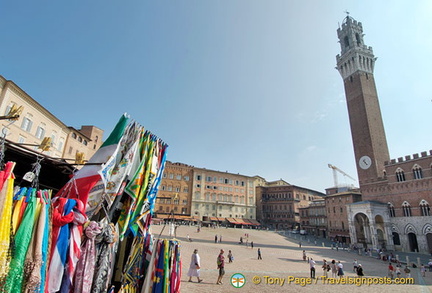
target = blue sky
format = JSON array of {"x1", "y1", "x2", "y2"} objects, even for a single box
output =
[{"x1": 1, "y1": 1, "x2": 431, "y2": 192}]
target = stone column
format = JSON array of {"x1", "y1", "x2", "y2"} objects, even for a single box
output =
[
  {"x1": 369, "y1": 218, "x2": 378, "y2": 250},
  {"x1": 384, "y1": 222, "x2": 395, "y2": 251}
]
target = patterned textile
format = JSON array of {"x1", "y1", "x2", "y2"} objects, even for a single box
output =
[
  {"x1": 91, "y1": 223, "x2": 118, "y2": 293},
  {"x1": 60, "y1": 199, "x2": 87, "y2": 293},
  {"x1": 74, "y1": 221, "x2": 102, "y2": 293},
  {"x1": 23, "y1": 194, "x2": 47, "y2": 292}
]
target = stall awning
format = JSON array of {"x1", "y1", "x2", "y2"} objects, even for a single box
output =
[
  {"x1": 226, "y1": 218, "x2": 239, "y2": 224},
  {"x1": 247, "y1": 219, "x2": 261, "y2": 225},
  {"x1": 235, "y1": 218, "x2": 249, "y2": 225}
]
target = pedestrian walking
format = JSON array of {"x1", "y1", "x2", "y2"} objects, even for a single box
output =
[
  {"x1": 353, "y1": 259, "x2": 358, "y2": 272},
  {"x1": 187, "y1": 249, "x2": 203, "y2": 283},
  {"x1": 388, "y1": 263, "x2": 394, "y2": 279},
  {"x1": 251, "y1": 241, "x2": 254, "y2": 249},
  {"x1": 337, "y1": 261, "x2": 344, "y2": 277},
  {"x1": 330, "y1": 260, "x2": 338, "y2": 278},
  {"x1": 302, "y1": 250, "x2": 306, "y2": 262},
  {"x1": 357, "y1": 264, "x2": 364, "y2": 277},
  {"x1": 215, "y1": 234, "x2": 218, "y2": 243},
  {"x1": 219, "y1": 235, "x2": 222, "y2": 243},
  {"x1": 228, "y1": 250, "x2": 233, "y2": 263},
  {"x1": 257, "y1": 248, "x2": 262, "y2": 260},
  {"x1": 322, "y1": 259, "x2": 329, "y2": 278},
  {"x1": 309, "y1": 258, "x2": 316, "y2": 279},
  {"x1": 216, "y1": 249, "x2": 225, "y2": 285}
]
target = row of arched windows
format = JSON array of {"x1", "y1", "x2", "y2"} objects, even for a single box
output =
[
  {"x1": 388, "y1": 200, "x2": 430, "y2": 217},
  {"x1": 394, "y1": 164, "x2": 427, "y2": 182}
]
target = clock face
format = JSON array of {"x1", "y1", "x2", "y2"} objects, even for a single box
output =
[{"x1": 359, "y1": 156, "x2": 372, "y2": 170}]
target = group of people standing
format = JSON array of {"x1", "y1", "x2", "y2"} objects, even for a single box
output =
[
  {"x1": 308, "y1": 258, "x2": 348, "y2": 279},
  {"x1": 187, "y1": 248, "x2": 228, "y2": 285}
]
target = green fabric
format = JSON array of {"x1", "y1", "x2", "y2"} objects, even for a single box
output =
[{"x1": 5, "y1": 191, "x2": 37, "y2": 292}]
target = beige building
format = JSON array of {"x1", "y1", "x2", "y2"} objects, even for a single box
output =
[
  {"x1": 0, "y1": 75, "x2": 103, "y2": 163},
  {"x1": 191, "y1": 167, "x2": 257, "y2": 222},
  {"x1": 155, "y1": 163, "x2": 257, "y2": 223}
]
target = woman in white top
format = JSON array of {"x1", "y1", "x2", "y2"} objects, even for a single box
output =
[{"x1": 188, "y1": 249, "x2": 203, "y2": 283}]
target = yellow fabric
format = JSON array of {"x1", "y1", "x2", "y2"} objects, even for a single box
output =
[
  {"x1": 0, "y1": 162, "x2": 16, "y2": 279},
  {"x1": 11, "y1": 197, "x2": 24, "y2": 234}
]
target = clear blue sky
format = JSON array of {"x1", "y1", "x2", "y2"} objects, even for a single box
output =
[{"x1": 1, "y1": 1, "x2": 431, "y2": 193}]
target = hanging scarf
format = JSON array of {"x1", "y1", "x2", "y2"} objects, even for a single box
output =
[
  {"x1": 11, "y1": 187, "x2": 27, "y2": 234},
  {"x1": 4, "y1": 189, "x2": 37, "y2": 292},
  {"x1": 47, "y1": 198, "x2": 76, "y2": 293},
  {"x1": 91, "y1": 223, "x2": 118, "y2": 293},
  {"x1": 60, "y1": 199, "x2": 87, "y2": 293},
  {"x1": 141, "y1": 238, "x2": 157, "y2": 293},
  {"x1": 39, "y1": 190, "x2": 51, "y2": 293},
  {"x1": 23, "y1": 194, "x2": 47, "y2": 292},
  {"x1": 74, "y1": 221, "x2": 102, "y2": 293},
  {"x1": 0, "y1": 162, "x2": 15, "y2": 282},
  {"x1": 169, "y1": 243, "x2": 181, "y2": 293}
]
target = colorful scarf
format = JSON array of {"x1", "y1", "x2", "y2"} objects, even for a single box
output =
[
  {"x1": 5, "y1": 190, "x2": 37, "y2": 292},
  {"x1": 74, "y1": 221, "x2": 102, "y2": 293},
  {"x1": 47, "y1": 198, "x2": 76, "y2": 292},
  {"x1": 22, "y1": 195, "x2": 46, "y2": 292},
  {"x1": 91, "y1": 223, "x2": 118, "y2": 293}
]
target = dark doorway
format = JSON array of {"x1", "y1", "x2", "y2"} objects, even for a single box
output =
[
  {"x1": 426, "y1": 233, "x2": 432, "y2": 254},
  {"x1": 392, "y1": 232, "x2": 401, "y2": 245},
  {"x1": 408, "y1": 233, "x2": 419, "y2": 252}
]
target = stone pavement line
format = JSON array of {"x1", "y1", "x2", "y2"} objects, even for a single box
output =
[{"x1": 150, "y1": 224, "x2": 432, "y2": 293}]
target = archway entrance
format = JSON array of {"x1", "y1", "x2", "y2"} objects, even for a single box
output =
[
  {"x1": 354, "y1": 213, "x2": 370, "y2": 248},
  {"x1": 408, "y1": 233, "x2": 419, "y2": 252}
]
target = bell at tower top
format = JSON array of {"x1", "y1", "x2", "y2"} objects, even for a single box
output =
[
  {"x1": 336, "y1": 14, "x2": 376, "y2": 79},
  {"x1": 337, "y1": 15, "x2": 367, "y2": 54}
]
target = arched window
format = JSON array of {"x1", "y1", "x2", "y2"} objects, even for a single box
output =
[
  {"x1": 72, "y1": 133, "x2": 77, "y2": 139},
  {"x1": 344, "y1": 36, "x2": 350, "y2": 48},
  {"x1": 402, "y1": 201, "x2": 412, "y2": 217},
  {"x1": 396, "y1": 168, "x2": 406, "y2": 182},
  {"x1": 388, "y1": 202, "x2": 396, "y2": 217},
  {"x1": 355, "y1": 33, "x2": 361, "y2": 46},
  {"x1": 420, "y1": 200, "x2": 430, "y2": 216},
  {"x1": 413, "y1": 164, "x2": 423, "y2": 179}
]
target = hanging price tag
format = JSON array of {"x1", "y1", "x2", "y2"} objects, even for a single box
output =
[{"x1": 23, "y1": 171, "x2": 35, "y2": 182}]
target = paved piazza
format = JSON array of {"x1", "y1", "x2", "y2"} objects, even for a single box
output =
[{"x1": 151, "y1": 224, "x2": 432, "y2": 293}]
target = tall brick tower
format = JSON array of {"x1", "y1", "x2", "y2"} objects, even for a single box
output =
[{"x1": 336, "y1": 15, "x2": 390, "y2": 186}]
